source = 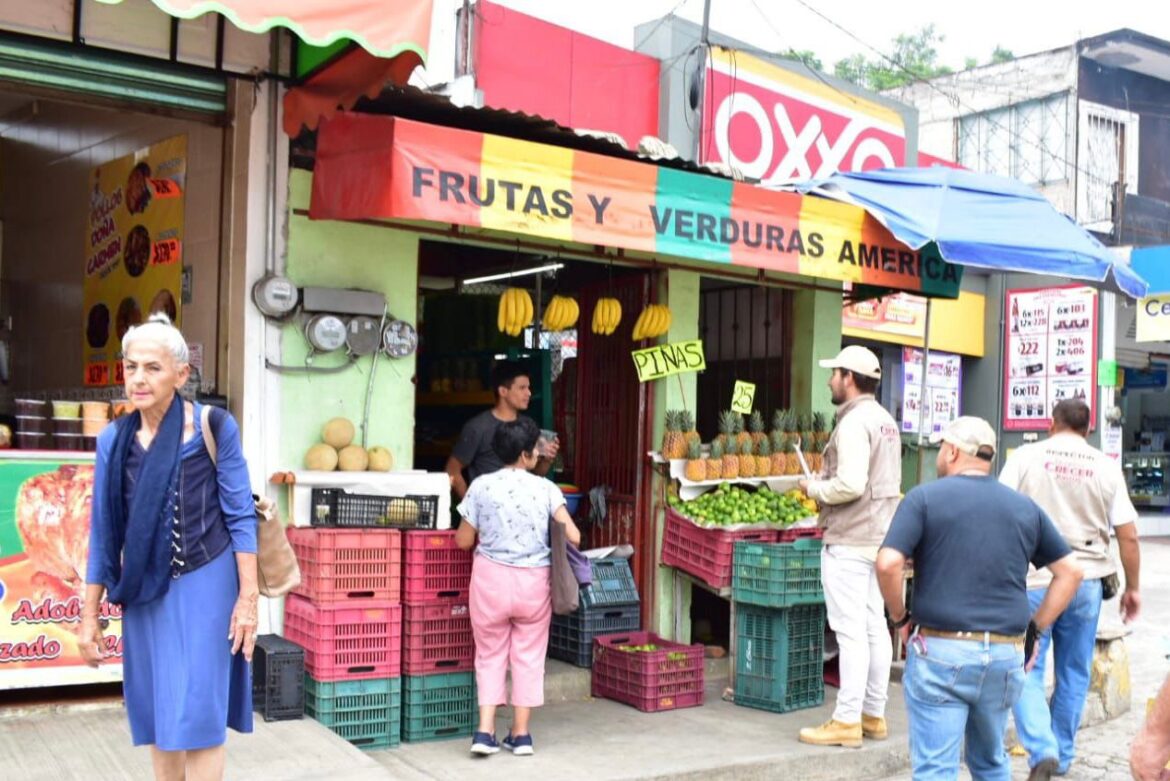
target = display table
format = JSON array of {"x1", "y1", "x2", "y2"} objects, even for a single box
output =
[{"x1": 284, "y1": 470, "x2": 453, "y2": 529}]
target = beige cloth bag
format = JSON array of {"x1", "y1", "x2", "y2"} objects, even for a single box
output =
[{"x1": 201, "y1": 405, "x2": 301, "y2": 597}]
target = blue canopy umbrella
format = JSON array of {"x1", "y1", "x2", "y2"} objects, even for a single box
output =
[{"x1": 794, "y1": 167, "x2": 1149, "y2": 299}]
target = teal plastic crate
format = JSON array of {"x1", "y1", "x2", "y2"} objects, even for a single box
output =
[
  {"x1": 401, "y1": 672, "x2": 477, "y2": 743},
  {"x1": 580, "y1": 558, "x2": 640, "y2": 609},
  {"x1": 304, "y1": 676, "x2": 401, "y2": 749},
  {"x1": 734, "y1": 603, "x2": 825, "y2": 713},
  {"x1": 732, "y1": 538, "x2": 823, "y2": 608}
]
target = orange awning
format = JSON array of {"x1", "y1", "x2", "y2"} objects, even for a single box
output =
[{"x1": 96, "y1": 0, "x2": 433, "y2": 134}]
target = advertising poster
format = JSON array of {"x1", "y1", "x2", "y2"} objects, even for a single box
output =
[
  {"x1": 842, "y1": 294, "x2": 926, "y2": 341},
  {"x1": 0, "y1": 454, "x2": 122, "y2": 689},
  {"x1": 83, "y1": 135, "x2": 186, "y2": 386},
  {"x1": 1004, "y1": 286, "x2": 1098, "y2": 431},
  {"x1": 901, "y1": 347, "x2": 962, "y2": 435}
]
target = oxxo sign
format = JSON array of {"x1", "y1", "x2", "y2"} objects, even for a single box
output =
[
  {"x1": 1137, "y1": 294, "x2": 1170, "y2": 342},
  {"x1": 700, "y1": 49, "x2": 907, "y2": 184}
]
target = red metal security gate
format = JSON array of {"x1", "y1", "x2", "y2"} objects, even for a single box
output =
[{"x1": 572, "y1": 273, "x2": 654, "y2": 619}]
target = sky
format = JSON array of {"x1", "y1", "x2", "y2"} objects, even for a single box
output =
[{"x1": 476, "y1": 0, "x2": 1170, "y2": 71}]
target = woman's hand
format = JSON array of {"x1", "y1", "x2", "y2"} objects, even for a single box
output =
[
  {"x1": 78, "y1": 615, "x2": 107, "y2": 668},
  {"x1": 229, "y1": 590, "x2": 259, "y2": 662}
]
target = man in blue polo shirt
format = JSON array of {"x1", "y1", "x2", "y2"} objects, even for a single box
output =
[{"x1": 876, "y1": 417, "x2": 1082, "y2": 781}]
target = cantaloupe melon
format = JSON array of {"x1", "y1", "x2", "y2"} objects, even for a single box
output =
[
  {"x1": 337, "y1": 444, "x2": 369, "y2": 471},
  {"x1": 304, "y1": 443, "x2": 339, "y2": 471},
  {"x1": 322, "y1": 417, "x2": 355, "y2": 449},
  {"x1": 367, "y1": 446, "x2": 393, "y2": 472}
]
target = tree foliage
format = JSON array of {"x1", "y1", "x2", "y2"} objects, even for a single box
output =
[{"x1": 824, "y1": 25, "x2": 1016, "y2": 89}]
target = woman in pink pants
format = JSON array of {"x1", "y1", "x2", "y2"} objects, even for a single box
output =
[{"x1": 455, "y1": 417, "x2": 581, "y2": 758}]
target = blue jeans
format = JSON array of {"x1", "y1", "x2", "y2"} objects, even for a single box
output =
[
  {"x1": 903, "y1": 635, "x2": 1026, "y2": 781},
  {"x1": 1012, "y1": 579, "x2": 1103, "y2": 773}
]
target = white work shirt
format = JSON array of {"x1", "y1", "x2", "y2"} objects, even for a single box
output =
[{"x1": 999, "y1": 432, "x2": 1136, "y2": 587}]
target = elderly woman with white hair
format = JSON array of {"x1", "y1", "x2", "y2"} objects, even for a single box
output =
[{"x1": 78, "y1": 314, "x2": 257, "y2": 781}]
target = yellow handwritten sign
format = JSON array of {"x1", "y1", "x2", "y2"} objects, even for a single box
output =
[
  {"x1": 731, "y1": 381, "x2": 757, "y2": 414},
  {"x1": 631, "y1": 339, "x2": 706, "y2": 383}
]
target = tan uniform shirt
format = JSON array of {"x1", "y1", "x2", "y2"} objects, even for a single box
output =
[{"x1": 999, "y1": 432, "x2": 1136, "y2": 588}]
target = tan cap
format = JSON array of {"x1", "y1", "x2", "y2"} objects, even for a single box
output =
[
  {"x1": 930, "y1": 416, "x2": 997, "y2": 459},
  {"x1": 818, "y1": 345, "x2": 881, "y2": 379}
]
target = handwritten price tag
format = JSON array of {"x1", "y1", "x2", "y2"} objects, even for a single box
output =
[
  {"x1": 152, "y1": 238, "x2": 182, "y2": 266},
  {"x1": 148, "y1": 178, "x2": 182, "y2": 199},
  {"x1": 85, "y1": 362, "x2": 111, "y2": 387},
  {"x1": 731, "y1": 380, "x2": 756, "y2": 415}
]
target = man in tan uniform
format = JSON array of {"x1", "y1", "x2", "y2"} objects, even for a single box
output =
[
  {"x1": 1000, "y1": 398, "x2": 1141, "y2": 779},
  {"x1": 798, "y1": 345, "x2": 903, "y2": 748}
]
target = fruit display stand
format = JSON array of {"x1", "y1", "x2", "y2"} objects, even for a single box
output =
[
  {"x1": 283, "y1": 470, "x2": 452, "y2": 529},
  {"x1": 650, "y1": 452, "x2": 803, "y2": 501}
]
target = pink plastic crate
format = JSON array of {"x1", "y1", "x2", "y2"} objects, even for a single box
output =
[
  {"x1": 283, "y1": 595, "x2": 402, "y2": 681},
  {"x1": 661, "y1": 509, "x2": 781, "y2": 589},
  {"x1": 776, "y1": 526, "x2": 823, "y2": 543},
  {"x1": 288, "y1": 528, "x2": 402, "y2": 603},
  {"x1": 403, "y1": 531, "x2": 473, "y2": 604},
  {"x1": 591, "y1": 631, "x2": 705, "y2": 713},
  {"x1": 402, "y1": 601, "x2": 475, "y2": 674}
]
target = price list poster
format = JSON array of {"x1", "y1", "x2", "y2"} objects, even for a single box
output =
[
  {"x1": 901, "y1": 347, "x2": 962, "y2": 435},
  {"x1": 82, "y1": 136, "x2": 186, "y2": 386},
  {"x1": 1004, "y1": 285, "x2": 1098, "y2": 431}
]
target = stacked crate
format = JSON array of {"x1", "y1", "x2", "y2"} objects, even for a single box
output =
[
  {"x1": 549, "y1": 557, "x2": 641, "y2": 668},
  {"x1": 731, "y1": 537, "x2": 826, "y2": 713},
  {"x1": 400, "y1": 529, "x2": 477, "y2": 743},
  {"x1": 253, "y1": 634, "x2": 305, "y2": 721},
  {"x1": 285, "y1": 527, "x2": 403, "y2": 749}
]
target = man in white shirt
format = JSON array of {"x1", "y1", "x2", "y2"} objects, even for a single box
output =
[
  {"x1": 999, "y1": 398, "x2": 1141, "y2": 780},
  {"x1": 798, "y1": 345, "x2": 902, "y2": 748}
]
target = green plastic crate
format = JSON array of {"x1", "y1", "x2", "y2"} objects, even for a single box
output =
[
  {"x1": 401, "y1": 672, "x2": 477, "y2": 743},
  {"x1": 732, "y1": 538, "x2": 823, "y2": 608},
  {"x1": 734, "y1": 603, "x2": 825, "y2": 713},
  {"x1": 304, "y1": 676, "x2": 401, "y2": 749}
]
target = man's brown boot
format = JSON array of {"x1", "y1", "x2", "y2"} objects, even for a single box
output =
[
  {"x1": 862, "y1": 714, "x2": 888, "y2": 740},
  {"x1": 798, "y1": 719, "x2": 863, "y2": 748}
]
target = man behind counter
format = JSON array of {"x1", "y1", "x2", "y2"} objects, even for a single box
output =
[{"x1": 446, "y1": 360, "x2": 559, "y2": 500}]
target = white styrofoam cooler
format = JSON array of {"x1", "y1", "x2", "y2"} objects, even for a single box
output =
[{"x1": 285, "y1": 470, "x2": 453, "y2": 529}]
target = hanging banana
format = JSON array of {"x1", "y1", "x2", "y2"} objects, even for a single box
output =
[
  {"x1": 631, "y1": 304, "x2": 672, "y2": 340},
  {"x1": 541, "y1": 294, "x2": 580, "y2": 332},
  {"x1": 590, "y1": 297, "x2": 622, "y2": 335},
  {"x1": 497, "y1": 287, "x2": 535, "y2": 337}
]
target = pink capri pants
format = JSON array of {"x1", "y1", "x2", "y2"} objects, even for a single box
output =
[{"x1": 469, "y1": 554, "x2": 553, "y2": 708}]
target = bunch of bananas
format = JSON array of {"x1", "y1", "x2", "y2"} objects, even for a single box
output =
[
  {"x1": 541, "y1": 295, "x2": 579, "y2": 332},
  {"x1": 632, "y1": 304, "x2": 672, "y2": 340},
  {"x1": 497, "y1": 287, "x2": 534, "y2": 336},
  {"x1": 590, "y1": 297, "x2": 622, "y2": 335}
]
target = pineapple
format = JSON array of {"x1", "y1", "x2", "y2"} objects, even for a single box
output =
[
  {"x1": 811, "y1": 440, "x2": 826, "y2": 474},
  {"x1": 662, "y1": 410, "x2": 686, "y2": 459},
  {"x1": 680, "y1": 410, "x2": 700, "y2": 449},
  {"x1": 722, "y1": 439, "x2": 740, "y2": 479},
  {"x1": 748, "y1": 410, "x2": 767, "y2": 447},
  {"x1": 801, "y1": 433, "x2": 815, "y2": 474},
  {"x1": 812, "y1": 411, "x2": 829, "y2": 445},
  {"x1": 684, "y1": 438, "x2": 706, "y2": 482},
  {"x1": 738, "y1": 436, "x2": 757, "y2": 478},
  {"x1": 770, "y1": 431, "x2": 788, "y2": 476},
  {"x1": 706, "y1": 440, "x2": 724, "y2": 481},
  {"x1": 785, "y1": 435, "x2": 801, "y2": 476},
  {"x1": 734, "y1": 413, "x2": 752, "y2": 450},
  {"x1": 771, "y1": 409, "x2": 787, "y2": 440},
  {"x1": 755, "y1": 438, "x2": 772, "y2": 476},
  {"x1": 798, "y1": 412, "x2": 815, "y2": 450},
  {"x1": 716, "y1": 409, "x2": 738, "y2": 449}
]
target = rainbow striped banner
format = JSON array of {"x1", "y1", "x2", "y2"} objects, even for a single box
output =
[{"x1": 310, "y1": 114, "x2": 961, "y2": 297}]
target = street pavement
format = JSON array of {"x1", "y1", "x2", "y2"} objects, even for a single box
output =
[{"x1": 880, "y1": 537, "x2": 1170, "y2": 781}]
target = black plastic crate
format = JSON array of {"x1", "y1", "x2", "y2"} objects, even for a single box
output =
[
  {"x1": 549, "y1": 604, "x2": 640, "y2": 668},
  {"x1": 310, "y1": 489, "x2": 438, "y2": 529},
  {"x1": 253, "y1": 634, "x2": 305, "y2": 721}
]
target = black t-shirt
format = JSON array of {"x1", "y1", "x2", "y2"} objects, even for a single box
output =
[
  {"x1": 451, "y1": 410, "x2": 511, "y2": 484},
  {"x1": 882, "y1": 475, "x2": 1071, "y2": 635}
]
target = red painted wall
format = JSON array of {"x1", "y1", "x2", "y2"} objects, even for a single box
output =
[{"x1": 474, "y1": 1, "x2": 660, "y2": 148}]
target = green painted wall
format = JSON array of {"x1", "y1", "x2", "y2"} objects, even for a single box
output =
[
  {"x1": 789, "y1": 288, "x2": 843, "y2": 413},
  {"x1": 281, "y1": 170, "x2": 419, "y2": 469},
  {"x1": 650, "y1": 269, "x2": 700, "y2": 639}
]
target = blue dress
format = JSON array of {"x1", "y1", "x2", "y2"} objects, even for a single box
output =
[{"x1": 90, "y1": 404, "x2": 257, "y2": 750}]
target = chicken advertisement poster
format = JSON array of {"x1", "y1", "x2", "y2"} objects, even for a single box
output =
[
  {"x1": 83, "y1": 135, "x2": 186, "y2": 387},
  {"x1": 0, "y1": 456, "x2": 122, "y2": 688}
]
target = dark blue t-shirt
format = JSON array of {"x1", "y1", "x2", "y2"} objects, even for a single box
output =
[{"x1": 882, "y1": 475, "x2": 1071, "y2": 635}]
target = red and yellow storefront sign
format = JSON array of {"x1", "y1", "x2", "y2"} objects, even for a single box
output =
[{"x1": 310, "y1": 114, "x2": 962, "y2": 297}]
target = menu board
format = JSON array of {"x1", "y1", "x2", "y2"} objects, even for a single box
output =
[
  {"x1": 1004, "y1": 286, "x2": 1097, "y2": 431},
  {"x1": 901, "y1": 347, "x2": 962, "y2": 435},
  {"x1": 83, "y1": 135, "x2": 186, "y2": 386}
]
